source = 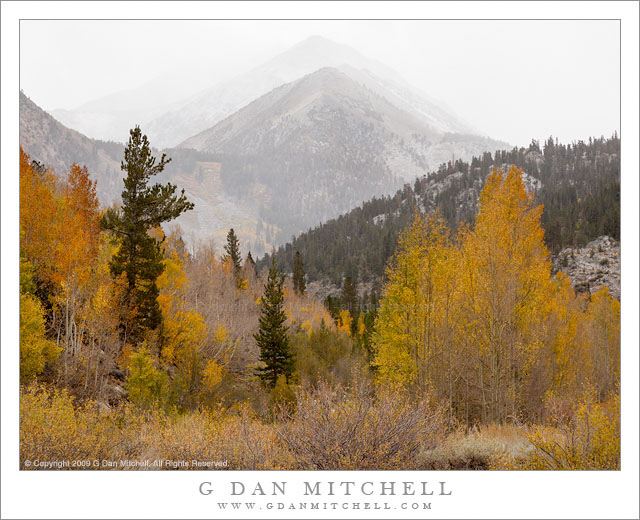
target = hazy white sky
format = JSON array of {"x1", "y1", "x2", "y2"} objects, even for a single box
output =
[{"x1": 20, "y1": 19, "x2": 619, "y2": 146}]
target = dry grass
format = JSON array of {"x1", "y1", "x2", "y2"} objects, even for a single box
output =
[{"x1": 418, "y1": 423, "x2": 532, "y2": 470}]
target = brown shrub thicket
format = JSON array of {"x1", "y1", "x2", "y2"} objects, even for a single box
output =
[
  {"x1": 274, "y1": 380, "x2": 448, "y2": 470},
  {"x1": 20, "y1": 382, "x2": 620, "y2": 471},
  {"x1": 146, "y1": 404, "x2": 293, "y2": 470}
]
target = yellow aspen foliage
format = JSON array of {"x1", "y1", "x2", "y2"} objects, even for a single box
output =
[
  {"x1": 19, "y1": 149, "x2": 60, "y2": 286},
  {"x1": 126, "y1": 347, "x2": 167, "y2": 408},
  {"x1": 457, "y1": 167, "x2": 554, "y2": 422},
  {"x1": 213, "y1": 324, "x2": 230, "y2": 344},
  {"x1": 517, "y1": 389, "x2": 620, "y2": 469},
  {"x1": 119, "y1": 344, "x2": 135, "y2": 371},
  {"x1": 370, "y1": 167, "x2": 611, "y2": 425},
  {"x1": 20, "y1": 292, "x2": 61, "y2": 383},
  {"x1": 157, "y1": 251, "x2": 207, "y2": 364},
  {"x1": 357, "y1": 314, "x2": 366, "y2": 337},
  {"x1": 541, "y1": 273, "x2": 586, "y2": 397},
  {"x1": 337, "y1": 309, "x2": 353, "y2": 335},
  {"x1": 580, "y1": 287, "x2": 620, "y2": 398},
  {"x1": 301, "y1": 320, "x2": 313, "y2": 340},
  {"x1": 372, "y1": 211, "x2": 452, "y2": 391},
  {"x1": 202, "y1": 359, "x2": 224, "y2": 392}
]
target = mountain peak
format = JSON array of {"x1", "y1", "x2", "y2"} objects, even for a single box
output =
[{"x1": 289, "y1": 35, "x2": 351, "y2": 54}]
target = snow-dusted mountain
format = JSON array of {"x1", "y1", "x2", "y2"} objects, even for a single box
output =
[
  {"x1": 145, "y1": 36, "x2": 476, "y2": 149},
  {"x1": 178, "y1": 67, "x2": 506, "y2": 244}
]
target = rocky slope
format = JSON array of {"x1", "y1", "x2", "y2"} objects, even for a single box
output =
[{"x1": 552, "y1": 236, "x2": 621, "y2": 300}]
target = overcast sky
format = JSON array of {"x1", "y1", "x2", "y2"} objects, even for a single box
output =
[{"x1": 20, "y1": 20, "x2": 619, "y2": 146}]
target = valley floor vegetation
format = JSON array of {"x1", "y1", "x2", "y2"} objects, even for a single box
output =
[{"x1": 19, "y1": 130, "x2": 620, "y2": 470}]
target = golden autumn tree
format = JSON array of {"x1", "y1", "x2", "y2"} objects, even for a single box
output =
[
  {"x1": 457, "y1": 166, "x2": 553, "y2": 423},
  {"x1": 372, "y1": 210, "x2": 455, "y2": 392},
  {"x1": 56, "y1": 165, "x2": 101, "y2": 375},
  {"x1": 371, "y1": 167, "x2": 585, "y2": 424},
  {"x1": 579, "y1": 287, "x2": 620, "y2": 399},
  {"x1": 20, "y1": 257, "x2": 61, "y2": 383},
  {"x1": 156, "y1": 250, "x2": 221, "y2": 408},
  {"x1": 19, "y1": 149, "x2": 60, "y2": 290},
  {"x1": 20, "y1": 151, "x2": 102, "y2": 380},
  {"x1": 76, "y1": 236, "x2": 129, "y2": 397}
]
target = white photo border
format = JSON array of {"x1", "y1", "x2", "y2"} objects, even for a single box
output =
[{"x1": 2, "y1": 2, "x2": 638, "y2": 519}]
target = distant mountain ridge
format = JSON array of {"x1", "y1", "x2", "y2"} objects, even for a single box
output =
[
  {"x1": 20, "y1": 92, "x2": 262, "y2": 253},
  {"x1": 51, "y1": 36, "x2": 479, "y2": 149}
]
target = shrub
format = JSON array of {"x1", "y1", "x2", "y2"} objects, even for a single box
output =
[
  {"x1": 274, "y1": 379, "x2": 447, "y2": 470},
  {"x1": 495, "y1": 390, "x2": 620, "y2": 470},
  {"x1": 126, "y1": 347, "x2": 167, "y2": 409},
  {"x1": 20, "y1": 294, "x2": 61, "y2": 383},
  {"x1": 20, "y1": 385, "x2": 137, "y2": 468},
  {"x1": 148, "y1": 403, "x2": 293, "y2": 470}
]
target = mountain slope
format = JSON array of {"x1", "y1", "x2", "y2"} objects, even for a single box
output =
[
  {"x1": 20, "y1": 91, "x2": 125, "y2": 204},
  {"x1": 179, "y1": 67, "x2": 506, "y2": 242},
  {"x1": 145, "y1": 36, "x2": 475, "y2": 149}
]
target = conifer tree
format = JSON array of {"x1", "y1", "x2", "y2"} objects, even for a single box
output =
[
  {"x1": 101, "y1": 126, "x2": 193, "y2": 338},
  {"x1": 292, "y1": 250, "x2": 306, "y2": 295},
  {"x1": 223, "y1": 228, "x2": 242, "y2": 282},
  {"x1": 244, "y1": 251, "x2": 256, "y2": 273},
  {"x1": 254, "y1": 259, "x2": 295, "y2": 389},
  {"x1": 341, "y1": 275, "x2": 358, "y2": 316}
]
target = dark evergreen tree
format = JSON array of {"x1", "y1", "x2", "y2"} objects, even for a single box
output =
[
  {"x1": 323, "y1": 295, "x2": 341, "y2": 320},
  {"x1": 101, "y1": 126, "x2": 193, "y2": 337},
  {"x1": 292, "y1": 251, "x2": 306, "y2": 295},
  {"x1": 254, "y1": 259, "x2": 295, "y2": 389},
  {"x1": 223, "y1": 228, "x2": 242, "y2": 283},
  {"x1": 341, "y1": 275, "x2": 358, "y2": 316},
  {"x1": 244, "y1": 251, "x2": 256, "y2": 273}
]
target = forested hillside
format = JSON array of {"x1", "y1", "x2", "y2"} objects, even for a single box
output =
[{"x1": 260, "y1": 135, "x2": 620, "y2": 286}]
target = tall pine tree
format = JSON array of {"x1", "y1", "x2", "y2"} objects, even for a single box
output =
[
  {"x1": 254, "y1": 259, "x2": 295, "y2": 389},
  {"x1": 223, "y1": 228, "x2": 242, "y2": 283},
  {"x1": 341, "y1": 275, "x2": 358, "y2": 316},
  {"x1": 292, "y1": 251, "x2": 306, "y2": 295},
  {"x1": 244, "y1": 251, "x2": 256, "y2": 274},
  {"x1": 101, "y1": 126, "x2": 193, "y2": 338}
]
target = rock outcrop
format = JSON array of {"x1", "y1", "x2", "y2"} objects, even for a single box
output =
[{"x1": 552, "y1": 236, "x2": 620, "y2": 300}]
